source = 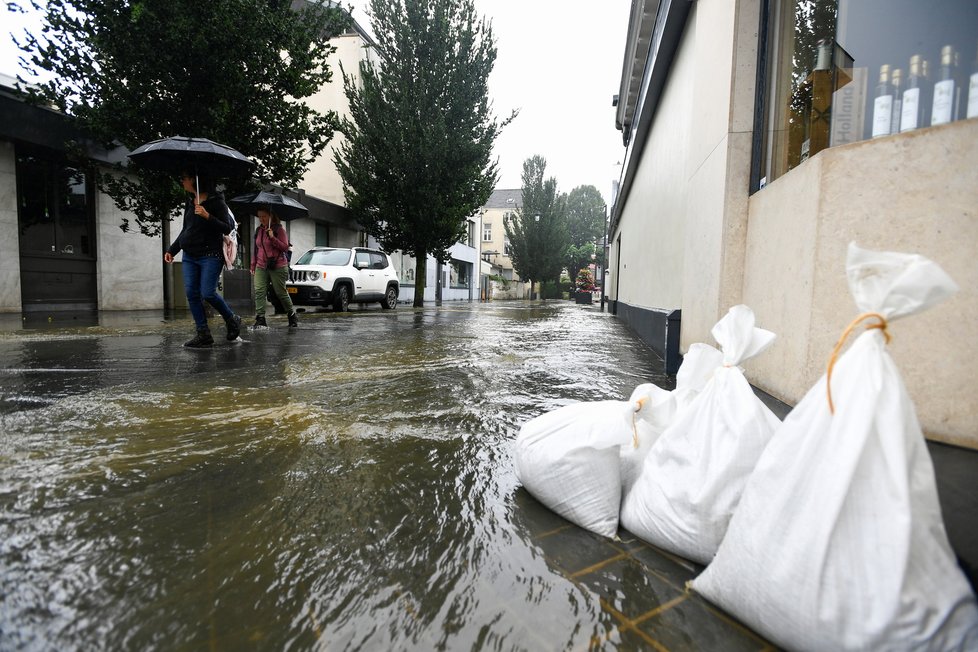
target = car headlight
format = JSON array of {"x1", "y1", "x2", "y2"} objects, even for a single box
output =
[{"x1": 310, "y1": 271, "x2": 321, "y2": 281}]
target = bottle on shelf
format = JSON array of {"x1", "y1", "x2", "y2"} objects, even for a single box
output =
[
  {"x1": 968, "y1": 43, "x2": 978, "y2": 119},
  {"x1": 890, "y1": 68, "x2": 904, "y2": 134},
  {"x1": 931, "y1": 45, "x2": 958, "y2": 125},
  {"x1": 922, "y1": 58, "x2": 932, "y2": 124},
  {"x1": 872, "y1": 64, "x2": 894, "y2": 138},
  {"x1": 901, "y1": 54, "x2": 928, "y2": 132},
  {"x1": 805, "y1": 38, "x2": 835, "y2": 158}
]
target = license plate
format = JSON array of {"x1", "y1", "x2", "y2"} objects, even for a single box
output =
[{"x1": 287, "y1": 287, "x2": 297, "y2": 294}]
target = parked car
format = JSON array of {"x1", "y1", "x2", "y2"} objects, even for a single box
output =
[{"x1": 286, "y1": 247, "x2": 399, "y2": 311}]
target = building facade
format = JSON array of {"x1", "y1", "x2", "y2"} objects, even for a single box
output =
[
  {"x1": 480, "y1": 188, "x2": 521, "y2": 279},
  {"x1": 0, "y1": 73, "x2": 162, "y2": 314},
  {"x1": 609, "y1": 0, "x2": 977, "y2": 449},
  {"x1": 284, "y1": 3, "x2": 481, "y2": 306},
  {"x1": 1, "y1": 5, "x2": 483, "y2": 315}
]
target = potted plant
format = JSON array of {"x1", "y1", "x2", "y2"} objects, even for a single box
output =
[{"x1": 574, "y1": 268, "x2": 596, "y2": 305}]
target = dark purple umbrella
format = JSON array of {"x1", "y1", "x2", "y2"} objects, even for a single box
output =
[{"x1": 229, "y1": 190, "x2": 309, "y2": 222}]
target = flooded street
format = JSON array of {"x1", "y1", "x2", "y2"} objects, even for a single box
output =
[{"x1": 0, "y1": 302, "x2": 768, "y2": 651}]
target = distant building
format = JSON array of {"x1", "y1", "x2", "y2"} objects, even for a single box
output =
[
  {"x1": 478, "y1": 189, "x2": 530, "y2": 300},
  {"x1": 479, "y1": 188, "x2": 521, "y2": 281}
]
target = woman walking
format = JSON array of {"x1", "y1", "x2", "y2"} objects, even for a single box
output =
[
  {"x1": 164, "y1": 173, "x2": 243, "y2": 347},
  {"x1": 251, "y1": 208, "x2": 298, "y2": 328}
]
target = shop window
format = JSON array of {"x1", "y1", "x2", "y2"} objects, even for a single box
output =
[
  {"x1": 450, "y1": 260, "x2": 470, "y2": 288},
  {"x1": 753, "y1": 0, "x2": 978, "y2": 190},
  {"x1": 390, "y1": 251, "x2": 416, "y2": 284}
]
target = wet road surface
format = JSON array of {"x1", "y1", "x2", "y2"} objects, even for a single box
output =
[{"x1": 0, "y1": 302, "x2": 773, "y2": 650}]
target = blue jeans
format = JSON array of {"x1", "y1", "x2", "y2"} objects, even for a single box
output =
[{"x1": 182, "y1": 253, "x2": 234, "y2": 330}]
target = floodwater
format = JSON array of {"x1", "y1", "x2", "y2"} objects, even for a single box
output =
[{"x1": 0, "y1": 302, "x2": 765, "y2": 651}]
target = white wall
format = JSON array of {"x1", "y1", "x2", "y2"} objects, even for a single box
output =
[
  {"x1": 679, "y1": 0, "x2": 759, "y2": 348},
  {"x1": 286, "y1": 218, "x2": 316, "y2": 260},
  {"x1": 0, "y1": 142, "x2": 21, "y2": 312},
  {"x1": 96, "y1": 180, "x2": 163, "y2": 310},
  {"x1": 609, "y1": 4, "x2": 697, "y2": 312},
  {"x1": 301, "y1": 33, "x2": 372, "y2": 206},
  {"x1": 743, "y1": 119, "x2": 978, "y2": 447}
]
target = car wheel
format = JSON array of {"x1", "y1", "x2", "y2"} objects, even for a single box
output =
[
  {"x1": 333, "y1": 285, "x2": 350, "y2": 312},
  {"x1": 381, "y1": 286, "x2": 397, "y2": 310}
]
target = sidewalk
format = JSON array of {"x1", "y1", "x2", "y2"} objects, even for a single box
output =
[{"x1": 515, "y1": 490, "x2": 773, "y2": 650}]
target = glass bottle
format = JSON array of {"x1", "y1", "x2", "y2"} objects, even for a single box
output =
[
  {"x1": 968, "y1": 43, "x2": 978, "y2": 120},
  {"x1": 889, "y1": 68, "x2": 904, "y2": 135},
  {"x1": 901, "y1": 55, "x2": 927, "y2": 132},
  {"x1": 872, "y1": 64, "x2": 894, "y2": 138},
  {"x1": 931, "y1": 45, "x2": 958, "y2": 125},
  {"x1": 922, "y1": 58, "x2": 932, "y2": 124}
]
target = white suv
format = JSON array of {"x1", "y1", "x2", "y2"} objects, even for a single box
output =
[{"x1": 287, "y1": 247, "x2": 399, "y2": 311}]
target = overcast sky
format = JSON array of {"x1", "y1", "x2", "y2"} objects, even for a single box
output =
[{"x1": 1, "y1": 1, "x2": 630, "y2": 205}]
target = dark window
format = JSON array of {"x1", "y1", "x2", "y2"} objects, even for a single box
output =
[
  {"x1": 753, "y1": 0, "x2": 978, "y2": 190},
  {"x1": 17, "y1": 153, "x2": 94, "y2": 258},
  {"x1": 315, "y1": 223, "x2": 329, "y2": 247}
]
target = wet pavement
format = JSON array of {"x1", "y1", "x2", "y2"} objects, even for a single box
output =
[{"x1": 0, "y1": 301, "x2": 773, "y2": 650}]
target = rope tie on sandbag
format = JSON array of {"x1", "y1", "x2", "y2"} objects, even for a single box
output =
[
  {"x1": 826, "y1": 312, "x2": 890, "y2": 414},
  {"x1": 631, "y1": 396, "x2": 648, "y2": 449}
]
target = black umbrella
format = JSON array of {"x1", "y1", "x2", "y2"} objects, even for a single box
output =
[
  {"x1": 229, "y1": 191, "x2": 309, "y2": 222},
  {"x1": 128, "y1": 136, "x2": 255, "y2": 201}
]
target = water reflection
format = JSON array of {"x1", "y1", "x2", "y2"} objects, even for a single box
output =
[{"x1": 0, "y1": 302, "x2": 680, "y2": 650}]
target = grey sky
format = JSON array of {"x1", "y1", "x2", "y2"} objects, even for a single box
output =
[{"x1": 2, "y1": 1, "x2": 630, "y2": 204}]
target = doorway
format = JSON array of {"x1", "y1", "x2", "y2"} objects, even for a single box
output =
[{"x1": 16, "y1": 149, "x2": 97, "y2": 312}]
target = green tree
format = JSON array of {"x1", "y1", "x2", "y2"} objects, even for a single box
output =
[
  {"x1": 10, "y1": 0, "x2": 349, "y2": 235},
  {"x1": 504, "y1": 155, "x2": 568, "y2": 298},
  {"x1": 334, "y1": 0, "x2": 513, "y2": 307},
  {"x1": 563, "y1": 184, "x2": 606, "y2": 280}
]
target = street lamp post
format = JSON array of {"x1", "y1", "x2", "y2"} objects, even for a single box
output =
[{"x1": 600, "y1": 204, "x2": 609, "y2": 312}]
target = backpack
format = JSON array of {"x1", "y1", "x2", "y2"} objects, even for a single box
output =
[{"x1": 222, "y1": 209, "x2": 238, "y2": 271}]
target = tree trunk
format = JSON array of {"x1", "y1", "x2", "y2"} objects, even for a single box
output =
[{"x1": 414, "y1": 253, "x2": 427, "y2": 307}]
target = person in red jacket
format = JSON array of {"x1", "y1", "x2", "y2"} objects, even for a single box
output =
[{"x1": 250, "y1": 207, "x2": 297, "y2": 328}]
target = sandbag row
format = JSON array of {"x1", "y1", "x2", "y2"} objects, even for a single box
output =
[{"x1": 514, "y1": 243, "x2": 978, "y2": 650}]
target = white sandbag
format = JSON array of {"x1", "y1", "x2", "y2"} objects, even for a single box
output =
[
  {"x1": 619, "y1": 383, "x2": 674, "y2": 496},
  {"x1": 619, "y1": 343, "x2": 724, "y2": 497},
  {"x1": 620, "y1": 305, "x2": 780, "y2": 564},
  {"x1": 515, "y1": 398, "x2": 644, "y2": 538},
  {"x1": 673, "y1": 342, "x2": 725, "y2": 411},
  {"x1": 692, "y1": 243, "x2": 978, "y2": 651}
]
